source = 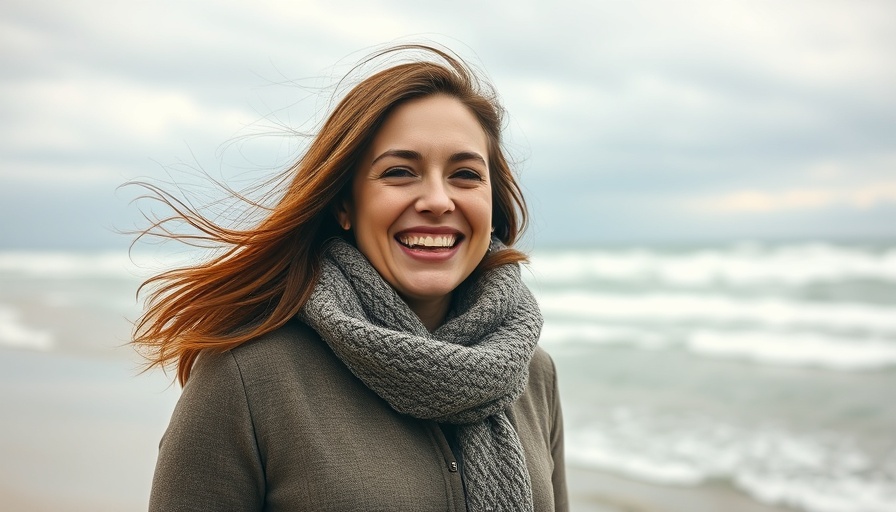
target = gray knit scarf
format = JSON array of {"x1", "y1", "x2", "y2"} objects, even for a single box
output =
[{"x1": 298, "y1": 237, "x2": 543, "y2": 512}]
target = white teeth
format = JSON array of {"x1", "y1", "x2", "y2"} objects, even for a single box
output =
[{"x1": 399, "y1": 234, "x2": 457, "y2": 248}]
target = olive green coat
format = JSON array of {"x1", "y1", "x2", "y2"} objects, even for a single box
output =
[{"x1": 149, "y1": 320, "x2": 568, "y2": 511}]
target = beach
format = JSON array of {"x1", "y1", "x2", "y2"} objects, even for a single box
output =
[
  {"x1": 1, "y1": 242, "x2": 895, "y2": 511},
  {"x1": 566, "y1": 465, "x2": 798, "y2": 512},
  {"x1": 1, "y1": 345, "x2": 795, "y2": 512},
  {"x1": 0, "y1": 341, "x2": 795, "y2": 512}
]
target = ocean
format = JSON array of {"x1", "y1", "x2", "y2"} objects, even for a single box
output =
[{"x1": 1, "y1": 241, "x2": 894, "y2": 511}]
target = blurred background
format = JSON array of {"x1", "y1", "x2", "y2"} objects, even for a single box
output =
[{"x1": 1, "y1": 0, "x2": 894, "y2": 510}]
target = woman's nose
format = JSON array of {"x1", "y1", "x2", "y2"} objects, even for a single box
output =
[{"x1": 415, "y1": 179, "x2": 455, "y2": 216}]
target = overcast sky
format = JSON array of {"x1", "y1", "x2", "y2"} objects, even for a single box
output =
[{"x1": 1, "y1": 0, "x2": 894, "y2": 249}]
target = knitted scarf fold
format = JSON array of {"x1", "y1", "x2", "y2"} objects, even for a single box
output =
[{"x1": 299, "y1": 237, "x2": 543, "y2": 512}]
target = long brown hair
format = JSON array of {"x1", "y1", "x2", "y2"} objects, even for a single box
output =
[{"x1": 132, "y1": 44, "x2": 530, "y2": 385}]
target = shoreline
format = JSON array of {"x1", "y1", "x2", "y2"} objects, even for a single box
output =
[{"x1": 567, "y1": 463, "x2": 797, "y2": 512}]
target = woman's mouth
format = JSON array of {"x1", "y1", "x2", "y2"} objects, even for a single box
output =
[{"x1": 396, "y1": 233, "x2": 460, "y2": 250}]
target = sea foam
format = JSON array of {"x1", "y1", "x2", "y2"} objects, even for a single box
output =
[
  {"x1": 0, "y1": 250, "x2": 199, "y2": 280},
  {"x1": 568, "y1": 407, "x2": 896, "y2": 512},
  {"x1": 537, "y1": 290, "x2": 896, "y2": 333},
  {"x1": 540, "y1": 321, "x2": 896, "y2": 370},
  {"x1": 529, "y1": 243, "x2": 896, "y2": 286},
  {"x1": 687, "y1": 330, "x2": 896, "y2": 370},
  {"x1": 0, "y1": 305, "x2": 53, "y2": 351}
]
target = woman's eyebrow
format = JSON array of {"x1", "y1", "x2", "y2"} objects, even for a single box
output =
[
  {"x1": 448, "y1": 151, "x2": 486, "y2": 166},
  {"x1": 371, "y1": 149, "x2": 486, "y2": 166},
  {"x1": 371, "y1": 149, "x2": 421, "y2": 165}
]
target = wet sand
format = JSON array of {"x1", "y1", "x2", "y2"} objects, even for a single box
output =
[{"x1": 567, "y1": 464, "x2": 796, "y2": 512}]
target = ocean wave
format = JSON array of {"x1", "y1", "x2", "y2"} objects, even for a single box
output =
[
  {"x1": 0, "y1": 304, "x2": 53, "y2": 351},
  {"x1": 539, "y1": 322, "x2": 671, "y2": 349},
  {"x1": 528, "y1": 243, "x2": 896, "y2": 287},
  {"x1": 686, "y1": 330, "x2": 896, "y2": 370},
  {"x1": 540, "y1": 322, "x2": 896, "y2": 370},
  {"x1": 567, "y1": 407, "x2": 896, "y2": 512},
  {"x1": 537, "y1": 290, "x2": 896, "y2": 333},
  {"x1": 5, "y1": 242, "x2": 894, "y2": 285},
  {"x1": 0, "y1": 250, "x2": 196, "y2": 280}
]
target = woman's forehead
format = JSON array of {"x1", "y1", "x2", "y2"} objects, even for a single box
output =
[{"x1": 365, "y1": 95, "x2": 489, "y2": 161}]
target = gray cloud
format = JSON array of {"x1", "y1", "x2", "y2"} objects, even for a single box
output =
[{"x1": 1, "y1": 0, "x2": 894, "y2": 248}]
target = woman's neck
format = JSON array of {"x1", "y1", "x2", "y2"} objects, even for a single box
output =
[{"x1": 405, "y1": 294, "x2": 452, "y2": 332}]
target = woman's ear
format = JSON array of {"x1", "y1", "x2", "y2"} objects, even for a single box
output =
[{"x1": 335, "y1": 200, "x2": 351, "y2": 231}]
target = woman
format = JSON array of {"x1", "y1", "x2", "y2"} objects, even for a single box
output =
[{"x1": 137, "y1": 44, "x2": 567, "y2": 512}]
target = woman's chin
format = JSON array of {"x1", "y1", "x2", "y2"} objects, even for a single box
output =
[
  {"x1": 396, "y1": 285, "x2": 456, "y2": 306},
  {"x1": 393, "y1": 274, "x2": 466, "y2": 306}
]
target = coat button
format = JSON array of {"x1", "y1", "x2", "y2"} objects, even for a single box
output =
[{"x1": 449, "y1": 461, "x2": 458, "y2": 472}]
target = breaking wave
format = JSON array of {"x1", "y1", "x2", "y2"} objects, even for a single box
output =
[
  {"x1": 567, "y1": 407, "x2": 896, "y2": 512},
  {"x1": 529, "y1": 242, "x2": 896, "y2": 286}
]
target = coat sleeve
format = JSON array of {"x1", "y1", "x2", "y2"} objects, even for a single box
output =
[
  {"x1": 549, "y1": 356, "x2": 569, "y2": 512},
  {"x1": 149, "y1": 351, "x2": 266, "y2": 512}
]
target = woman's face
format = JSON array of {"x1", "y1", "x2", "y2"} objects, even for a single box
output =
[{"x1": 340, "y1": 94, "x2": 493, "y2": 315}]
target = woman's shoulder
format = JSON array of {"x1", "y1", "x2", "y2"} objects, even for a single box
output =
[
  {"x1": 528, "y1": 345, "x2": 559, "y2": 388},
  {"x1": 230, "y1": 318, "x2": 324, "y2": 366},
  {"x1": 189, "y1": 319, "x2": 334, "y2": 390},
  {"x1": 511, "y1": 345, "x2": 560, "y2": 420}
]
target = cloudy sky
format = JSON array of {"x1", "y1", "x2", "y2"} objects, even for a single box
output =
[{"x1": 1, "y1": 0, "x2": 894, "y2": 249}]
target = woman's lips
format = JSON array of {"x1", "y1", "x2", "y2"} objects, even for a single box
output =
[{"x1": 394, "y1": 228, "x2": 464, "y2": 259}]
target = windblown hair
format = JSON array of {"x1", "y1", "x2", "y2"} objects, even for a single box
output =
[{"x1": 132, "y1": 44, "x2": 530, "y2": 385}]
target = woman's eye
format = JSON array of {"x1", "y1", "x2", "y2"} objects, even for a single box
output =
[
  {"x1": 451, "y1": 169, "x2": 484, "y2": 181},
  {"x1": 380, "y1": 167, "x2": 415, "y2": 178}
]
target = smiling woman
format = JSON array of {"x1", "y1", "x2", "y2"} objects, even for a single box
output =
[
  {"x1": 340, "y1": 94, "x2": 494, "y2": 329},
  {"x1": 133, "y1": 44, "x2": 566, "y2": 512}
]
